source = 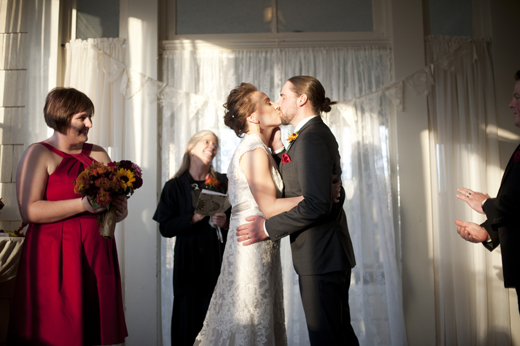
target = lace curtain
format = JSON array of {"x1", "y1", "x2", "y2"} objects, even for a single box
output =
[
  {"x1": 426, "y1": 36, "x2": 512, "y2": 344},
  {"x1": 64, "y1": 38, "x2": 126, "y2": 161},
  {"x1": 63, "y1": 38, "x2": 127, "y2": 296},
  {"x1": 160, "y1": 46, "x2": 407, "y2": 346}
]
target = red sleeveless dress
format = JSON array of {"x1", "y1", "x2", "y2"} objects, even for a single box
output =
[{"x1": 8, "y1": 143, "x2": 128, "y2": 346}]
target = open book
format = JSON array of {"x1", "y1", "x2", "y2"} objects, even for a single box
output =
[{"x1": 195, "y1": 189, "x2": 231, "y2": 216}]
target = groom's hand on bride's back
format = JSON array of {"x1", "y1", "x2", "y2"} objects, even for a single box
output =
[{"x1": 236, "y1": 215, "x2": 268, "y2": 246}]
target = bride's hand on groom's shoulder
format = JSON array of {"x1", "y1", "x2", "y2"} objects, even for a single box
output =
[{"x1": 236, "y1": 215, "x2": 268, "y2": 246}]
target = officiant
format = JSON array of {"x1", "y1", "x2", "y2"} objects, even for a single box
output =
[{"x1": 153, "y1": 130, "x2": 229, "y2": 346}]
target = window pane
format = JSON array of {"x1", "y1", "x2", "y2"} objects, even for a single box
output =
[
  {"x1": 76, "y1": 0, "x2": 119, "y2": 39},
  {"x1": 277, "y1": 0, "x2": 373, "y2": 33},
  {"x1": 176, "y1": 0, "x2": 273, "y2": 35},
  {"x1": 428, "y1": 0, "x2": 473, "y2": 36}
]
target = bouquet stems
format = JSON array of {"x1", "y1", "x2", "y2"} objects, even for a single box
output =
[{"x1": 99, "y1": 206, "x2": 117, "y2": 239}]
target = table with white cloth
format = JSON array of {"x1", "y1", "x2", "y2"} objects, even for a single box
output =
[{"x1": 0, "y1": 237, "x2": 24, "y2": 282}]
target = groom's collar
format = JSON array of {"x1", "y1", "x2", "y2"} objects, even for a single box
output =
[{"x1": 294, "y1": 115, "x2": 318, "y2": 132}]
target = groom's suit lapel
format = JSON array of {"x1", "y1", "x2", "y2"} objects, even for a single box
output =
[
  {"x1": 287, "y1": 117, "x2": 321, "y2": 153},
  {"x1": 280, "y1": 116, "x2": 322, "y2": 175}
]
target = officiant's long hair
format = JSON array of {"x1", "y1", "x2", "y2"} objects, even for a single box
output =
[{"x1": 173, "y1": 130, "x2": 219, "y2": 179}]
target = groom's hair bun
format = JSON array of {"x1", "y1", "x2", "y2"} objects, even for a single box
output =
[
  {"x1": 224, "y1": 83, "x2": 258, "y2": 137},
  {"x1": 288, "y1": 76, "x2": 336, "y2": 115},
  {"x1": 320, "y1": 97, "x2": 336, "y2": 113}
]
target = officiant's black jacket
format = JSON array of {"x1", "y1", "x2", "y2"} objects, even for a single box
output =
[
  {"x1": 266, "y1": 116, "x2": 356, "y2": 275},
  {"x1": 153, "y1": 171, "x2": 229, "y2": 295},
  {"x1": 481, "y1": 144, "x2": 520, "y2": 288}
]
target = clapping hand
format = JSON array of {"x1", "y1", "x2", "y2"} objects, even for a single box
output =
[
  {"x1": 454, "y1": 219, "x2": 490, "y2": 243},
  {"x1": 456, "y1": 188, "x2": 490, "y2": 214}
]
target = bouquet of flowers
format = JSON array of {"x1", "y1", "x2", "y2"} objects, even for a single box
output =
[{"x1": 74, "y1": 160, "x2": 143, "y2": 239}]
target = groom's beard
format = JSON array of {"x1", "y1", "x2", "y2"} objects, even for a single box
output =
[{"x1": 280, "y1": 113, "x2": 292, "y2": 125}]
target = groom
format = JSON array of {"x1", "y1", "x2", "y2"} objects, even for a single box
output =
[{"x1": 237, "y1": 76, "x2": 358, "y2": 345}]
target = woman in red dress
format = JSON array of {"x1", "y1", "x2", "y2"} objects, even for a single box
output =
[{"x1": 8, "y1": 88, "x2": 128, "y2": 345}]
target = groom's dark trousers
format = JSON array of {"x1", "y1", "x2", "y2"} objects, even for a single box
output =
[{"x1": 266, "y1": 116, "x2": 359, "y2": 345}]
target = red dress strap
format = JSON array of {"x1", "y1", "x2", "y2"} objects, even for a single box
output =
[
  {"x1": 73, "y1": 143, "x2": 95, "y2": 168},
  {"x1": 38, "y1": 142, "x2": 68, "y2": 158},
  {"x1": 38, "y1": 142, "x2": 95, "y2": 168},
  {"x1": 81, "y1": 143, "x2": 93, "y2": 156}
]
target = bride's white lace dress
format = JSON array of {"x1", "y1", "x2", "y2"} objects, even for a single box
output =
[{"x1": 194, "y1": 133, "x2": 287, "y2": 346}]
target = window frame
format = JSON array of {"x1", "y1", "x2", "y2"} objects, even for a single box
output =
[{"x1": 160, "y1": 0, "x2": 392, "y2": 50}]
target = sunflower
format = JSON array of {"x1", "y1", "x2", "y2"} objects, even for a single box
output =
[{"x1": 115, "y1": 168, "x2": 136, "y2": 191}]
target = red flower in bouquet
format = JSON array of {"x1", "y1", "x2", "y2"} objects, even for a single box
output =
[
  {"x1": 74, "y1": 160, "x2": 143, "y2": 238},
  {"x1": 282, "y1": 153, "x2": 291, "y2": 164}
]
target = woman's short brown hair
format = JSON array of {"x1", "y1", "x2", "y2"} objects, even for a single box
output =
[
  {"x1": 44, "y1": 87, "x2": 95, "y2": 134},
  {"x1": 288, "y1": 76, "x2": 336, "y2": 115},
  {"x1": 223, "y1": 83, "x2": 258, "y2": 137},
  {"x1": 515, "y1": 70, "x2": 520, "y2": 81}
]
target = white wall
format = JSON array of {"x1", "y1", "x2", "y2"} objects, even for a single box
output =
[
  {"x1": 0, "y1": 0, "x2": 26, "y2": 229},
  {"x1": 119, "y1": 0, "x2": 159, "y2": 344},
  {"x1": 390, "y1": 0, "x2": 436, "y2": 345}
]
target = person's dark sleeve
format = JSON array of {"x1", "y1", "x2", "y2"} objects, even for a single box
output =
[
  {"x1": 266, "y1": 133, "x2": 334, "y2": 240},
  {"x1": 152, "y1": 179, "x2": 193, "y2": 238},
  {"x1": 481, "y1": 160, "x2": 520, "y2": 251}
]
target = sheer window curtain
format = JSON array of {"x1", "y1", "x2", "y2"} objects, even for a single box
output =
[
  {"x1": 63, "y1": 38, "x2": 127, "y2": 292},
  {"x1": 64, "y1": 38, "x2": 126, "y2": 161},
  {"x1": 426, "y1": 36, "x2": 512, "y2": 345},
  {"x1": 160, "y1": 46, "x2": 407, "y2": 346}
]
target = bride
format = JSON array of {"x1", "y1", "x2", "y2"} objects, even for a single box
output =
[{"x1": 194, "y1": 83, "x2": 304, "y2": 346}]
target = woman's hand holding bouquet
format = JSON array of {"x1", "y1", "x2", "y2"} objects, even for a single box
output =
[{"x1": 74, "y1": 160, "x2": 143, "y2": 238}]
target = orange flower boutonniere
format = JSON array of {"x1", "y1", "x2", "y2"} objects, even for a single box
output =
[{"x1": 287, "y1": 132, "x2": 299, "y2": 144}]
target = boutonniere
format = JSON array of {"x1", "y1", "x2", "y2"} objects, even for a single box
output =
[
  {"x1": 282, "y1": 153, "x2": 291, "y2": 164},
  {"x1": 515, "y1": 150, "x2": 520, "y2": 163},
  {"x1": 286, "y1": 132, "x2": 299, "y2": 144},
  {"x1": 205, "y1": 175, "x2": 222, "y2": 191}
]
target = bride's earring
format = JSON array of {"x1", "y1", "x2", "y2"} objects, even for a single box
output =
[{"x1": 257, "y1": 123, "x2": 260, "y2": 132}]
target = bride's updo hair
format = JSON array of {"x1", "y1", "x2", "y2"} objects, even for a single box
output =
[
  {"x1": 223, "y1": 83, "x2": 258, "y2": 137},
  {"x1": 288, "y1": 76, "x2": 337, "y2": 115}
]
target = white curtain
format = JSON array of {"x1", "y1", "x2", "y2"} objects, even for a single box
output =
[
  {"x1": 63, "y1": 38, "x2": 127, "y2": 314},
  {"x1": 23, "y1": 0, "x2": 60, "y2": 147},
  {"x1": 426, "y1": 36, "x2": 512, "y2": 345},
  {"x1": 160, "y1": 46, "x2": 407, "y2": 346},
  {"x1": 64, "y1": 38, "x2": 126, "y2": 160}
]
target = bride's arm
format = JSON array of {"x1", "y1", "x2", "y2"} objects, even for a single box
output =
[{"x1": 240, "y1": 148, "x2": 303, "y2": 219}]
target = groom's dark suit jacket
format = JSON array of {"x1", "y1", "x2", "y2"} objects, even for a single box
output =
[
  {"x1": 482, "y1": 144, "x2": 520, "y2": 288},
  {"x1": 266, "y1": 116, "x2": 356, "y2": 275}
]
